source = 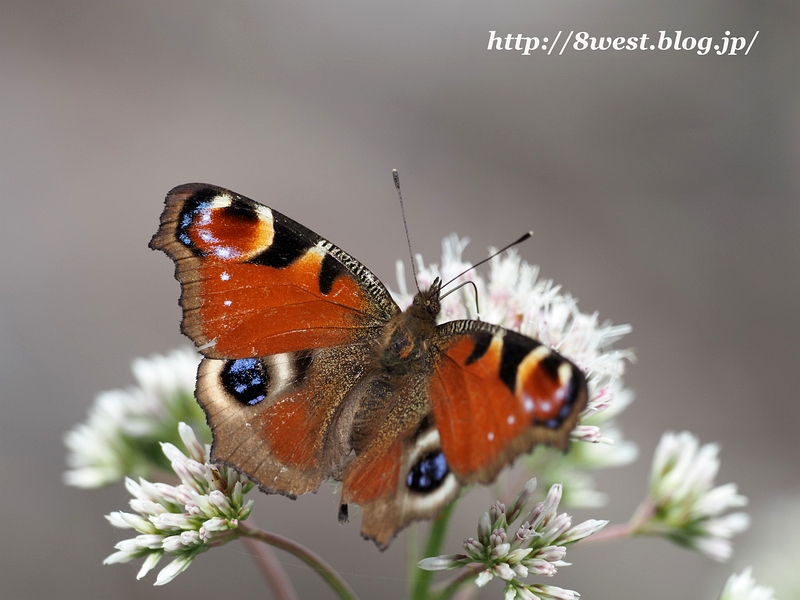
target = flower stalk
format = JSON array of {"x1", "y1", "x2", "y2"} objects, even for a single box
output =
[{"x1": 239, "y1": 524, "x2": 360, "y2": 600}]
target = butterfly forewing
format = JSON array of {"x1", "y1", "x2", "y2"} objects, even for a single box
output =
[
  {"x1": 149, "y1": 183, "x2": 399, "y2": 359},
  {"x1": 429, "y1": 321, "x2": 588, "y2": 484}
]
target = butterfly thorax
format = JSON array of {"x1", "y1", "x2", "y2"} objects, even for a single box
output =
[{"x1": 379, "y1": 279, "x2": 442, "y2": 374}]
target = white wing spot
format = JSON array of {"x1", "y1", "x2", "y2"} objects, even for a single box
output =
[
  {"x1": 223, "y1": 300, "x2": 232, "y2": 306},
  {"x1": 487, "y1": 431, "x2": 495, "y2": 441},
  {"x1": 540, "y1": 400, "x2": 552, "y2": 413},
  {"x1": 507, "y1": 415, "x2": 515, "y2": 425},
  {"x1": 220, "y1": 271, "x2": 230, "y2": 281},
  {"x1": 523, "y1": 398, "x2": 534, "y2": 413}
]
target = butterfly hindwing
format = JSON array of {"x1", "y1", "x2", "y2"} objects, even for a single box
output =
[
  {"x1": 429, "y1": 321, "x2": 588, "y2": 484},
  {"x1": 149, "y1": 183, "x2": 399, "y2": 359},
  {"x1": 338, "y1": 373, "x2": 459, "y2": 549},
  {"x1": 196, "y1": 343, "x2": 376, "y2": 497},
  {"x1": 336, "y1": 321, "x2": 588, "y2": 548}
]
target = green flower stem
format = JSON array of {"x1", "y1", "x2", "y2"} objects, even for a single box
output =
[
  {"x1": 240, "y1": 534, "x2": 300, "y2": 600},
  {"x1": 409, "y1": 499, "x2": 458, "y2": 600},
  {"x1": 238, "y1": 523, "x2": 360, "y2": 600}
]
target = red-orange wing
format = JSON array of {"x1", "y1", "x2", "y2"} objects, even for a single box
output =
[
  {"x1": 150, "y1": 183, "x2": 399, "y2": 359},
  {"x1": 195, "y1": 344, "x2": 375, "y2": 498},
  {"x1": 429, "y1": 321, "x2": 588, "y2": 484}
]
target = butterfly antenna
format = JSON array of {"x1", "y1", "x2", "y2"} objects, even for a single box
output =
[
  {"x1": 439, "y1": 279, "x2": 481, "y2": 313},
  {"x1": 441, "y1": 231, "x2": 534, "y2": 290},
  {"x1": 393, "y1": 169, "x2": 420, "y2": 291}
]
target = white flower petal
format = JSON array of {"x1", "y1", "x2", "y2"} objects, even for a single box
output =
[
  {"x1": 136, "y1": 551, "x2": 163, "y2": 579},
  {"x1": 475, "y1": 569, "x2": 494, "y2": 587},
  {"x1": 491, "y1": 543, "x2": 511, "y2": 560},
  {"x1": 693, "y1": 536, "x2": 733, "y2": 562},
  {"x1": 154, "y1": 554, "x2": 194, "y2": 586},
  {"x1": 719, "y1": 567, "x2": 776, "y2": 600},
  {"x1": 417, "y1": 554, "x2": 466, "y2": 571},
  {"x1": 702, "y1": 512, "x2": 751, "y2": 538},
  {"x1": 530, "y1": 584, "x2": 581, "y2": 600},
  {"x1": 103, "y1": 550, "x2": 137, "y2": 565},
  {"x1": 178, "y1": 422, "x2": 206, "y2": 463},
  {"x1": 494, "y1": 562, "x2": 516, "y2": 581},
  {"x1": 693, "y1": 483, "x2": 748, "y2": 518},
  {"x1": 559, "y1": 519, "x2": 608, "y2": 544}
]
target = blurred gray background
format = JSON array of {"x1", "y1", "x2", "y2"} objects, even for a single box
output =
[{"x1": 1, "y1": 1, "x2": 798, "y2": 599}]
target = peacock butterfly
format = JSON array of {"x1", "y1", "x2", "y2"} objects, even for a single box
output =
[{"x1": 150, "y1": 182, "x2": 588, "y2": 548}]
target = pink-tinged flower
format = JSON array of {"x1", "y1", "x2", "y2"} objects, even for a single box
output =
[
  {"x1": 64, "y1": 348, "x2": 208, "y2": 488},
  {"x1": 639, "y1": 431, "x2": 749, "y2": 562},
  {"x1": 103, "y1": 423, "x2": 254, "y2": 585},
  {"x1": 418, "y1": 478, "x2": 605, "y2": 597},
  {"x1": 719, "y1": 567, "x2": 776, "y2": 600}
]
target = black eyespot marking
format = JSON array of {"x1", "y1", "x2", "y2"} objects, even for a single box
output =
[
  {"x1": 176, "y1": 187, "x2": 219, "y2": 254},
  {"x1": 224, "y1": 197, "x2": 259, "y2": 223},
  {"x1": 465, "y1": 332, "x2": 493, "y2": 365},
  {"x1": 566, "y1": 369, "x2": 584, "y2": 408},
  {"x1": 499, "y1": 337, "x2": 537, "y2": 393},
  {"x1": 539, "y1": 353, "x2": 562, "y2": 382},
  {"x1": 318, "y1": 253, "x2": 346, "y2": 295},
  {"x1": 406, "y1": 451, "x2": 449, "y2": 493},
  {"x1": 250, "y1": 211, "x2": 313, "y2": 268},
  {"x1": 221, "y1": 358, "x2": 269, "y2": 405}
]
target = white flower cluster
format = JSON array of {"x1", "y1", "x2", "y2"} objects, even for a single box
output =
[
  {"x1": 419, "y1": 478, "x2": 606, "y2": 599},
  {"x1": 643, "y1": 431, "x2": 750, "y2": 561},
  {"x1": 393, "y1": 235, "x2": 637, "y2": 506},
  {"x1": 104, "y1": 423, "x2": 255, "y2": 585},
  {"x1": 719, "y1": 568, "x2": 776, "y2": 600},
  {"x1": 64, "y1": 348, "x2": 206, "y2": 488}
]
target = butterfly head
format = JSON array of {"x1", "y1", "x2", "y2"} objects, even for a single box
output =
[
  {"x1": 379, "y1": 278, "x2": 441, "y2": 371},
  {"x1": 410, "y1": 277, "x2": 442, "y2": 322}
]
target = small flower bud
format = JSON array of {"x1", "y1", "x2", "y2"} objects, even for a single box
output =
[
  {"x1": 478, "y1": 511, "x2": 492, "y2": 544},
  {"x1": 493, "y1": 562, "x2": 516, "y2": 581},
  {"x1": 507, "y1": 478, "x2": 537, "y2": 523},
  {"x1": 417, "y1": 554, "x2": 466, "y2": 571},
  {"x1": 490, "y1": 542, "x2": 511, "y2": 560}
]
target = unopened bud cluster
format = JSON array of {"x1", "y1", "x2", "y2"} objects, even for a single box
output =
[{"x1": 419, "y1": 479, "x2": 606, "y2": 599}]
